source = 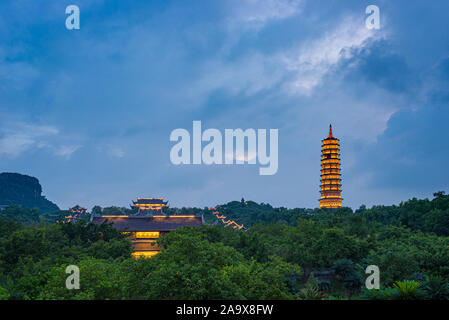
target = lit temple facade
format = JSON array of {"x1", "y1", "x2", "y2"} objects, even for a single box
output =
[
  {"x1": 319, "y1": 125, "x2": 343, "y2": 209},
  {"x1": 91, "y1": 215, "x2": 203, "y2": 258},
  {"x1": 131, "y1": 197, "x2": 168, "y2": 215}
]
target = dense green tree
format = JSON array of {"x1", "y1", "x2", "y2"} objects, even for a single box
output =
[
  {"x1": 332, "y1": 259, "x2": 362, "y2": 296},
  {"x1": 119, "y1": 227, "x2": 300, "y2": 300},
  {"x1": 133, "y1": 228, "x2": 250, "y2": 299},
  {"x1": 40, "y1": 258, "x2": 124, "y2": 300},
  {"x1": 0, "y1": 285, "x2": 9, "y2": 300},
  {"x1": 420, "y1": 276, "x2": 449, "y2": 300},
  {"x1": 0, "y1": 220, "x2": 132, "y2": 299}
]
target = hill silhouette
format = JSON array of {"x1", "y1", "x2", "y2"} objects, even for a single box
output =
[{"x1": 0, "y1": 172, "x2": 59, "y2": 213}]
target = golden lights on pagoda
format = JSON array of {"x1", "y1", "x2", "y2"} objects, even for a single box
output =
[{"x1": 319, "y1": 124, "x2": 343, "y2": 209}]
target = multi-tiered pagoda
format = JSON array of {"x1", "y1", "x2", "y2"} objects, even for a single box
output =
[{"x1": 319, "y1": 125, "x2": 342, "y2": 209}]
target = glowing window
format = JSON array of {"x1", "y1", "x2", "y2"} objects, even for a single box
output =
[
  {"x1": 135, "y1": 232, "x2": 160, "y2": 238},
  {"x1": 132, "y1": 251, "x2": 159, "y2": 259}
]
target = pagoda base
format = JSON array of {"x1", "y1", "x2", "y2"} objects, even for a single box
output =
[{"x1": 319, "y1": 198, "x2": 342, "y2": 209}]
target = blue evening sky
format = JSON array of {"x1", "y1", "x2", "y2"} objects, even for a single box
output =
[{"x1": 0, "y1": 0, "x2": 448, "y2": 210}]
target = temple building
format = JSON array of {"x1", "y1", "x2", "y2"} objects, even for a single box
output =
[
  {"x1": 70, "y1": 205, "x2": 87, "y2": 215},
  {"x1": 91, "y1": 214, "x2": 203, "y2": 258},
  {"x1": 131, "y1": 197, "x2": 168, "y2": 215},
  {"x1": 64, "y1": 205, "x2": 88, "y2": 223},
  {"x1": 319, "y1": 125, "x2": 343, "y2": 209}
]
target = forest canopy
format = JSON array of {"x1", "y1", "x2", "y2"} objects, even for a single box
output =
[{"x1": 0, "y1": 191, "x2": 448, "y2": 300}]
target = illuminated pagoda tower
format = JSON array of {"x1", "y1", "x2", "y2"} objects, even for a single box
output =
[
  {"x1": 131, "y1": 197, "x2": 168, "y2": 216},
  {"x1": 319, "y1": 125, "x2": 342, "y2": 209}
]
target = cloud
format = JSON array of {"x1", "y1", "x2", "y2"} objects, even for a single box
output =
[
  {"x1": 191, "y1": 16, "x2": 384, "y2": 104},
  {"x1": 436, "y1": 57, "x2": 449, "y2": 83},
  {"x1": 280, "y1": 17, "x2": 383, "y2": 95},
  {"x1": 428, "y1": 57, "x2": 449, "y2": 103},
  {"x1": 341, "y1": 40, "x2": 414, "y2": 94},
  {"x1": 0, "y1": 123, "x2": 59, "y2": 156},
  {"x1": 1, "y1": 0, "x2": 447, "y2": 210},
  {"x1": 356, "y1": 103, "x2": 449, "y2": 191},
  {"x1": 228, "y1": 0, "x2": 303, "y2": 28},
  {"x1": 0, "y1": 121, "x2": 82, "y2": 159},
  {"x1": 0, "y1": 45, "x2": 39, "y2": 91},
  {"x1": 225, "y1": 150, "x2": 258, "y2": 163},
  {"x1": 0, "y1": 133, "x2": 35, "y2": 157},
  {"x1": 96, "y1": 144, "x2": 126, "y2": 158},
  {"x1": 191, "y1": 53, "x2": 284, "y2": 103},
  {"x1": 108, "y1": 146, "x2": 125, "y2": 158},
  {"x1": 54, "y1": 145, "x2": 82, "y2": 159},
  {"x1": 350, "y1": 53, "x2": 449, "y2": 195}
]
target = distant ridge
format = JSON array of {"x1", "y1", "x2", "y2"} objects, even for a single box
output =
[{"x1": 0, "y1": 172, "x2": 59, "y2": 213}]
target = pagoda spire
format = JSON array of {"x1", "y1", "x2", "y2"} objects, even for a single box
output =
[{"x1": 328, "y1": 124, "x2": 333, "y2": 138}]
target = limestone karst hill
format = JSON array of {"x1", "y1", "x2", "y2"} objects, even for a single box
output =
[{"x1": 0, "y1": 172, "x2": 59, "y2": 213}]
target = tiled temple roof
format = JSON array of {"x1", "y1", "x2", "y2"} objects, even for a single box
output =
[
  {"x1": 132, "y1": 198, "x2": 168, "y2": 205},
  {"x1": 91, "y1": 215, "x2": 203, "y2": 231}
]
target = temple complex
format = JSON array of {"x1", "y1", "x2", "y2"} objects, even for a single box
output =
[
  {"x1": 91, "y1": 214, "x2": 203, "y2": 258},
  {"x1": 319, "y1": 125, "x2": 343, "y2": 209},
  {"x1": 131, "y1": 197, "x2": 168, "y2": 215}
]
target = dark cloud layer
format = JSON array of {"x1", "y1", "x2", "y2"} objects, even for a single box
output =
[
  {"x1": 351, "y1": 52, "x2": 449, "y2": 197},
  {"x1": 342, "y1": 40, "x2": 415, "y2": 94}
]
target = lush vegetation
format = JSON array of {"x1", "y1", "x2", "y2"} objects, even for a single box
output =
[
  {"x1": 0, "y1": 173, "x2": 59, "y2": 213},
  {"x1": 214, "y1": 192, "x2": 449, "y2": 237},
  {"x1": 0, "y1": 191, "x2": 449, "y2": 300},
  {"x1": 0, "y1": 205, "x2": 67, "y2": 225}
]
